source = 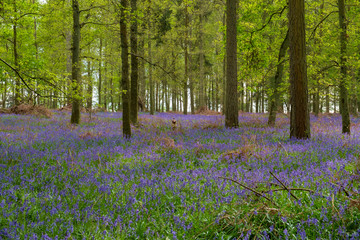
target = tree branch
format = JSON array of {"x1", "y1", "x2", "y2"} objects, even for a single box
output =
[
  {"x1": 308, "y1": 11, "x2": 339, "y2": 41},
  {"x1": 0, "y1": 57, "x2": 68, "y2": 99},
  {"x1": 128, "y1": 52, "x2": 181, "y2": 83},
  {"x1": 219, "y1": 177, "x2": 278, "y2": 206},
  {"x1": 270, "y1": 171, "x2": 299, "y2": 201},
  {"x1": 79, "y1": 5, "x2": 107, "y2": 13}
]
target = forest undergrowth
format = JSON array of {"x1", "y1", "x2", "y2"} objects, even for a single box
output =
[{"x1": 0, "y1": 111, "x2": 360, "y2": 239}]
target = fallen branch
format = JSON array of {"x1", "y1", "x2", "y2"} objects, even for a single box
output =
[
  {"x1": 270, "y1": 171, "x2": 299, "y2": 202},
  {"x1": 219, "y1": 177, "x2": 278, "y2": 207},
  {"x1": 266, "y1": 188, "x2": 315, "y2": 194}
]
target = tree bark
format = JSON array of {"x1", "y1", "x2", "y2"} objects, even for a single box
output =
[
  {"x1": 338, "y1": 0, "x2": 350, "y2": 134},
  {"x1": 289, "y1": 0, "x2": 310, "y2": 139},
  {"x1": 225, "y1": 0, "x2": 238, "y2": 128},
  {"x1": 70, "y1": 0, "x2": 81, "y2": 124},
  {"x1": 183, "y1": 3, "x2": 189, "y2": 115},
  {"x1": 130, "y1": 0, "x2": 138, "y2": 124},
  {"x1": 120, "y1": 0, "x2": 131, "y2": 138},
  {"x1": 198, "y1": 9, "x2": 206, "y2": 110},
  {"x1": 86, "y1": 60, "x2": 92, "y2": 110},
  {"x1": 268, "y1": 30, "x2": 289, "y2": 126},
  {"x1": 98, "y1": 38, "x2": 103, "y2": 107},
  {"x1": 148, "y1": 24, "x2": 154, "y2": 115},
  {"x1": 13, "y1": 1, "x2": 20, "y2": 106}
]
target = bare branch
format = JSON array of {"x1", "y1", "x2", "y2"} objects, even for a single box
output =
[
  {"x1": 270, "y1": 171, "x2": 299, "y2": 201},
  {"x1": 219, "y1": 177, "x2": 278, "y2": 206},
  {"x1": 79, "y1": 5, "x2": 107, "y2": 13},
  {"x1": 308, "y1": 11, "x2": 339, "y2": 41}
]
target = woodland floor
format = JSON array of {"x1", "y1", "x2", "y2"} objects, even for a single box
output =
[{"x1": 0, "y1": 111, "x2": 360, "y2": 239}]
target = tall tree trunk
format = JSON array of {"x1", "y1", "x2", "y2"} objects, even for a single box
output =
[
  {"x1": 110, "y1": 70, "x2": 114, "y2": 112},
  {"x1": 148, "y1": 25, "x2": 154, "y2": 115},
  {"x1": 120, "y1": 0, "x2": 131, "y2": 138},
  {"x1": 289, "y1": 0, "x2": 310, "y2": 139},
  {"x1": 139, "y1": 39, "x2": 146, "y2": 109},
  {"x1": 222, "y1": 12, "x2": 226, "y2": 115},
  {"x1": 333, "y1": 88, "x2": 337, "y2": 113},
  {"x1": 225, "y1": 0, "x2": 238, "y2": 128},
  {"x1": 98, "y1": 38, "x2": 103, "y2": 107},
  {"x1": 189, "y1": 40, "x2": 195, "y2": 114},
  {"x1": 198, "y1": 11, "x2": 206, "y2": 110},
  {"x1": 172, "y1": 88, "x2": 176, "y2": 111},
  {"x1": 2, "y1": 77, "x2": 7, "y2": 108},
  {"x1": 104, "y1": 48, "x2": 108, "y2": 110},
  {"x1": 314, "y1": 80, "x2": 320, "y2": 116},
  {"x1": 13, "y1": 2, "x2": 20, "y2": 106},
  {"x1": 268, "y1": 30, "x2": 289, "y2": 126},
  {"x1": 65, "y1": 30, "x2": 72, "y2": 106},
  {"x1": 338, "y1": 0, "x2": 350, "y2": 134},
  {"x1": 130, "y1": 0, "x2": 138, "y2": 124},
  {"x1": 326, "y1": 86, "x2": 330, "y2": 113},
  {"x1": 86, "y1": 60, "x2": 92, "y2": 110},
  {"x1": 33, "y1": 0, "x2": 39, "y2": 105},
  {"x1": 183, "y1": 3, "x2": 189, "y2": 115},
  {"x1": 70, "y1": 0, "x2": 81, "y2": 124}
]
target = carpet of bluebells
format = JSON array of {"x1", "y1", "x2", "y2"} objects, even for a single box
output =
[{"x1": 1, "y1": 111, "x2": 360, "y2": 239}]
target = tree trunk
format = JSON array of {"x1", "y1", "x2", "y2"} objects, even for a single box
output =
[
  {"x1": 183, "y1": 3, "x2": 189, "y2": 115},
  {"x1": 268, "y1": 30, "x2": 289, "y2": 126},
  {"x1": 86, "y1": 60, "x2": 92, "y2": 110},
  {"x1": 120, "y1": 0, "x2": 131, "y2": 138},
  {"x1": 13, "y1": 1, "x2": 20, "y2": 106},
  {"x1": 338, "y1": 0, "x2": 350, "y2": 134},
  {"x1": 139, "y1": 39, "x2": 146, "y2": 110},
  {"x1": 130, "y1": 0, "x2": 138, "y2": 124},
  {"x1": 314, "y1": 80, "x2": 320, "y2": 116},
  {"x1": 65, "y1": 30, "x2": 72, "y2": 106},
  {"x1": 326, "y1": 86, "x2": 330, "y2": 113},
  {"x1": 104, "y1": 49, "x2": 108, "y2": 110},
  {"x1": 148, "y1": 25, "x2": 154, "y2": 115},
  {"x1": 198, "y1": 11, "x2": 206, "y2": 110},
  {"x1": 289, "y1": 0, "x2": 310, "y2": 139},
  {"x1": 98, "y1": 38, "x2": 103, "y2": 107},
  {"x1": 172, "y1": 88, "x2": 176, "y2": 111},
  {"x1": 70, "y1": 0, "x2": 81, "y2": 124},
  {"x1": 222, "y1": 12, "x2": 226, "y2": 115},
  {"x1": 225, "y1": 0, "x2": 239, "y2": 128}
]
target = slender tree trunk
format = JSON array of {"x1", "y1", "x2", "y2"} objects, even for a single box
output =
[
  {"x1": 110, "y1": 71, "x2": 114, "y2": 112},
  {"x1": 86, "y1": 60, "x2": 92, "y2": 110},
  {"x1": 225, "y1": 0, "x2": 238, "y2": 128},
  {"x1": 183, "y1": 3, "x2": 189, "y2": 115},
  {"x1": 333, "y1": 88, "x2": 337, "y2": 113},
  {"x1": 2, "y1": 77, "x2": 7, "y2": 108},
  {"x1": 172, "y1": 88, "x2": 176, "y2": 111},
  {"x1": 139, "y1": 39, "x2": 146, "y2": 109},
  {"x1": 70, "y1": 0, "x2": 81, "y2": 124},
  {"x1": 104, "y1": 49, "x2": 108, "y2": 110},
  {"x1": 120, "y1": 0, "x2": 131, "y2": 138},
  {"x1": 338, "y1": 0, "x2": 350, "y2": 134},
  {"x1": 268, "y1": 30, "x2": 289, "y2": 126},
  {"x1": 98, "y1": 38, "x2": 103, "y2": 107},
  {"x1": 314, "y1": 80, "x2": 320, "y2": 116},
  {"x1": 130, "y1": 0, "x2": 138, "y2": 124},
  {"x1": 198, "y1": 11, "x2": 206, "y2": 110},
  {"x1": 326, "y1": 86, "x2": 330, "y2": 113},
  {"x1": 189, "y1": 42, "x2": 195, "y2": 114},
  {"x1": 65, "y1": 30, "x2": 72, "y2": 106},
  {"x1": 33, "y1": 0, "x2": 39, "y2": 105},
  {"x1": 13, "y1": 2, "x2": 20, "y2": 106},
  {"x1": 222, "y1": 13, "x2": 226, "y2": 115},
  {"x1": 289, "y1": 0, "x2": 310, "y2": 139},
  {"x1": 148, "y1": 25, "x2": 154, "y2": 115}
]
